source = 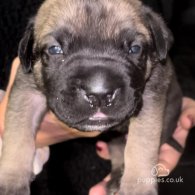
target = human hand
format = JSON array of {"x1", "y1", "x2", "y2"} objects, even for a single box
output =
[{"x1": 158, "y1": 97, "x2": 195, "y2": 175}]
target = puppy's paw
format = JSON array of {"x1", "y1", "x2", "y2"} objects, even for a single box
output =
[
  {"x1": 118, "y1": 188, "x2": 157, "y2": 195},
  {"x1": 118, "y1": 182, "x2": 157, "y2": 195},
  {"x1": 118, "y1": 191, "x2": 157, "y2": 195},
  {"x1": 107, "y1": 169, "x2": 122, "y2": 195},
  {"x1": 0, "y1": 171, "x2": 30, "y2": 195},
  {"x1": 0, "y1": 184, "x2": 30, "y2": 195},
  {"x1": 33, "y1": 146, "x2": 49, "y2": 175},
  {"x1": 107, "y1": 180, "x2": 119, "y2": 195}
]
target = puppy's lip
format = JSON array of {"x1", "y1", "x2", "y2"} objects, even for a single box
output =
[
  {"x1": 79, "y1": 123, "x2": 115, "y2": 131},
  {"x1": 89, "y1": 111, "x2": 108, "y2": 121},
  {"x1": 84, "y1": 117, "x2": 118, "y2": 131},
  {"x1": 73, "y1": 115, "x2": 118, "y2": 131}
]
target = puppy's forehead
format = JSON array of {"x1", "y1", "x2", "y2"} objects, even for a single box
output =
[{"x1": 34, "y1": 0, "x2": 150, "y2": 42}]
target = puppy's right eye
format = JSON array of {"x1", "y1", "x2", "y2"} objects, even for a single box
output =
[
  {"x1": 48, "y1": 46, "x2": 63, "y2": 55},
  {"x1": 129, "y1": 45, "x2": 141, "y2": 54}
]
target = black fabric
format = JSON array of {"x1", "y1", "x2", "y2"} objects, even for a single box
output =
[
  {"x1": 170, "y1": 0, "x2": 195, "y2": 99},
  {"x1": 1, "y1": 0, "x2": 195, "y2": 195},
  {"x1": 31, "y1": 137, "x2": 111, "y2": 195},
  {"x1": 0, "y1": 0, "x2": 43, "y2": 89},
  {"x1": 142, "y1": 0, "x2": 195, "y2": 98}
]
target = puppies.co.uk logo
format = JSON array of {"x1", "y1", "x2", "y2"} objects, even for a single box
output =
[
  {"x1": 137, "y1": 164, "x2": 184, "y2": 184},
  {"x1": 151, "y1": 163, "x2": 170, "y2": 177}
]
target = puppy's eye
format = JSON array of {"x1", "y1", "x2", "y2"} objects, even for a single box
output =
[
  {"x1": 48, "y1": 46, "x2": 63, "y2": 55},
  {"x1": 129, "y1": 45, "x2": 141, "y2": 54}
]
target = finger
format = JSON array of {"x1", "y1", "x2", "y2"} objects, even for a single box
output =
[
  {"x1": 96, "y1": 141, "x2": 110, "y2": 160},
  {"x1": 178, "y1": 110, "x2": 195, "y2": 130},
  {"x1": 158, "y1": 143, "x2": 181, "y2": 176},
  {"x1": 173, "y1": 126, "x2": 189, "y2": 146},
  {"x1": 89, "y1": 181, "x2": 107, "y2": 195},
  {"x1": 180, "y1": 97, "x2": 195, "y2": 129},
  {"x1": 158, "y1": 125, "x2": 189, "y2": 175},
  {"x1": 182, "y1": 97, "x2": 195, "y2": 109},
  {"x1": 89, "y1": 175, "x2": 111, "y2": 195}
]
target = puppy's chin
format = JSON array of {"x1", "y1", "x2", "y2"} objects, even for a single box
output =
[
  {"x1": 48, "y1": 96, "x2": 141, "y2": 132},
  {"x1": 71, "y1": 118, "x2": 120, "y2": 132}
]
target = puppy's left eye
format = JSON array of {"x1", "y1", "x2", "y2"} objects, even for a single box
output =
[
  {"x1": 48, "y1": 46, "x2": 63, "y2": 55},
  {"x1": 129, "y1": 45, "x2": 141, "y2": 54}
]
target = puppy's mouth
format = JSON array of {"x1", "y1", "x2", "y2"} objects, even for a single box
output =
[
  {"x1": 73, "y1": 109, "x2": 118, "y2": 131},
  {"x1": 89, "y1": 110, "x2": 108, "y2": 121}
]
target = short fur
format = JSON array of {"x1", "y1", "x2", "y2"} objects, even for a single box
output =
[{"x1": 0, "y1": 0, "x2": 182, "y2": 194}]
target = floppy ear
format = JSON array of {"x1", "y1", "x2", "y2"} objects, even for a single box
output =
[
  {"x1": 144, "y1": 7, "x2": 173, "y2": 62},
  {"x1": 18, "y1": 18, "x2": 35, "y2": 73}
]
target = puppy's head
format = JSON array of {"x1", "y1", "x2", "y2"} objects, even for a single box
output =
[{"x1": 19, "y1": 0, "x2": 172, "y2": 131}]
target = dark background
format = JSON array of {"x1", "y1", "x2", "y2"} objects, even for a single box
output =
[{"x1": 0, "y1": 0, "x2": 195, "y2": 194}]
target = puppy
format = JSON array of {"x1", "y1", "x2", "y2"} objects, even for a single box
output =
[{"x1": 0, "y1": 0, "x2": 182, "y2": 194}]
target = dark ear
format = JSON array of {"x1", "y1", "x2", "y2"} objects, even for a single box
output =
[
  {"x1": 144, "y1": 7, "x2": 173, "y2": 62},
  {"x1": 18, "y1": 18, "x2": 35, "y2": 73}
]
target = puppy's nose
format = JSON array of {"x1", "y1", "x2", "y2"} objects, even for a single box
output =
[
  {"x1": 84, "y1": 90, "x2": 118, "y2": 108},
  {"x1": 69, "y1": 66, "x2": 124, "y2": 108}
]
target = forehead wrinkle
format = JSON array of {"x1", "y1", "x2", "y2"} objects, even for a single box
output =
[
  {"x1": 34, "y1": 0, "x2": 87, "y2": 41},
  {"x1": 34, "y1": 0, "x2": 150, "y2": 43}
]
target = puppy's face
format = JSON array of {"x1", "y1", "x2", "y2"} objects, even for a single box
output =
[{"x1": 19, "y1": 0, "x2": 171, "y2": 131}]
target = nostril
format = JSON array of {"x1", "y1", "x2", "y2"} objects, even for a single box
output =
[
  {"x1": 83, "y1": 88, "x2": 121, "y2": 108},
  {"x1": 106, "y1": 94, "x2": 113, "y2": 107},
  {"x1": 85, "y1": 94, "x2": 99, "y2": 108},
  {"x1": 106, "y1": 94, "x2": 114, "y2": 102},
  {"x1": 105, "y1": 88, "x2": 120, "y2": 107},
  {"x1": 87, "y1": 95, "x2": 97, "y2": 103}
]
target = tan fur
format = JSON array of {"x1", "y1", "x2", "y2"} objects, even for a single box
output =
[{"x1": 34, "y1": 0, "x2": 150, "y2": 42}]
